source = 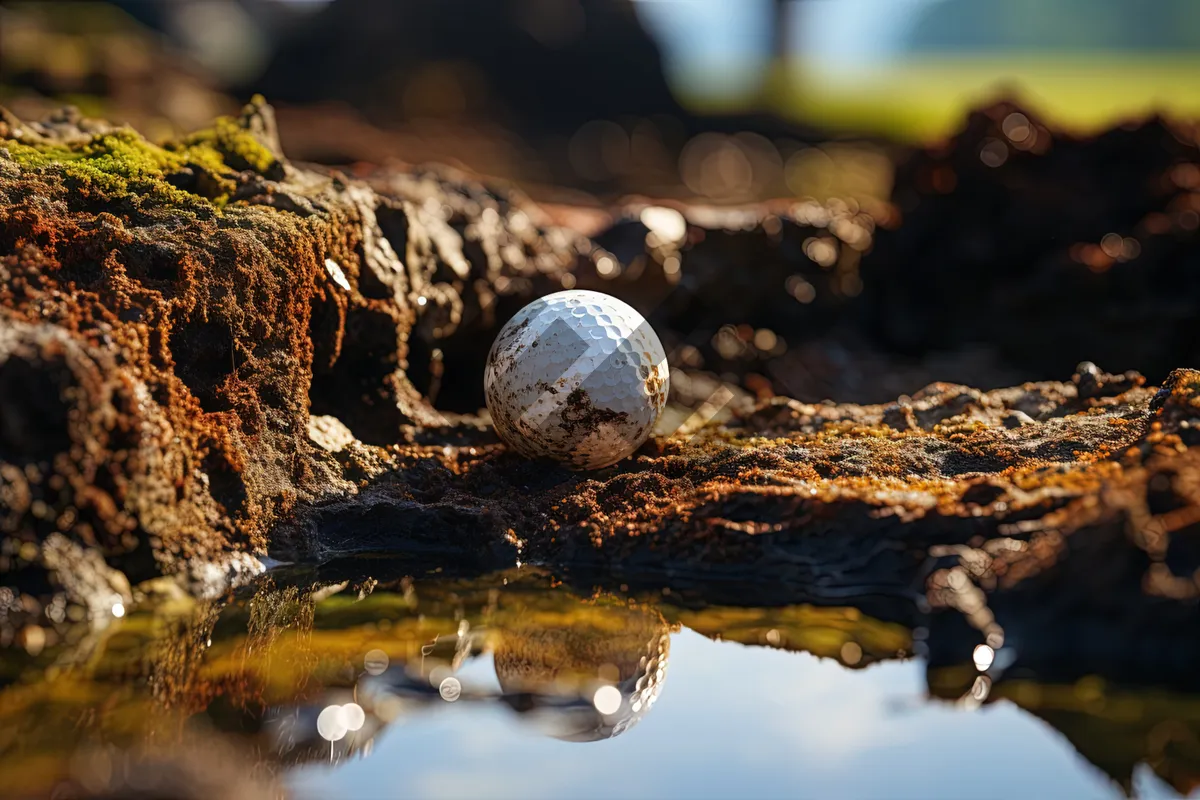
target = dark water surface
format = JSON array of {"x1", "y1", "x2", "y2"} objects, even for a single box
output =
[{"x1": 3, "y1": 563, "x2": 1198, "y2": 799}]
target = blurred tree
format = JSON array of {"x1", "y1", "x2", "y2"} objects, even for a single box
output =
[
  {"x1": 253, "y1": 0, "x2": 687, "y2": 133},
  {"x1": 771, "y1": 0, "x2": 796, "y2": 64},
  {"x1": 106, "y1": 0, "x2": 280, "y2": 83},
  {"x1": 758, "y1": 0, "x2": 802, "y2": 111}
]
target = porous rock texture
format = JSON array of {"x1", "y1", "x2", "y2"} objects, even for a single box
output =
[
  {"x1": 864, "y1": 100, "x2": 1200, "y2": 381},
  {"x1": 2, "y1": 98, "x2": 1199, "y2": 652}
]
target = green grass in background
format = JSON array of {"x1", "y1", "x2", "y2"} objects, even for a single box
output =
[{"x1": 682, "y1": 54, "x2": 1200, "y2": 142}]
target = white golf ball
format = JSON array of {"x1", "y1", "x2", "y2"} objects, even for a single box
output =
[{"x1": 484, "y1": 290, "x2": 669, "y2": 469}]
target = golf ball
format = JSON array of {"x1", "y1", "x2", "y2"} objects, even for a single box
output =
[{"x1": 484, "y1": 290, "x2": 668, "y2": 469}]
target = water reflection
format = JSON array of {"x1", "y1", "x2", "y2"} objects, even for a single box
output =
[
  {"x1": 492, "y1": 600, "x2": 670, "y2": 742},
  {"x1": 0, "y1": 564, "x2": 1197, "y2": 797},
  {"x1": 930, "y1": 665, "x2": 1200, "y2": 796}
]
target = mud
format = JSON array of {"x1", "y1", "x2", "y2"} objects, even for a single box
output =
[{"x1": 1, "y1": 99, "x2": 1199, "y2": 670}]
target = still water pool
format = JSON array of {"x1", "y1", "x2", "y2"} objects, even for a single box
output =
[{"x1": 3, "y1": 563, "x2": 1197, "y2": 799}]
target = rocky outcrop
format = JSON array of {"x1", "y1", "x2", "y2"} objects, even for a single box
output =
[
  {"x1": 2, "y1": 99, "x2": 1199, "y2": 659},
  {"x1": 863, "y1": 100, "x2": 1200, "y2": 382}
]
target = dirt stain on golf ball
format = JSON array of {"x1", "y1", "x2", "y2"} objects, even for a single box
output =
[{"x1": 484, "y1": 290, "x2": 669, "y2": 469}]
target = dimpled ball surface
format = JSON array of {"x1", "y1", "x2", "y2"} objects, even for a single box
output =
[{"x1": 484, "y1": 290, "x2": 668, "y2": 470}]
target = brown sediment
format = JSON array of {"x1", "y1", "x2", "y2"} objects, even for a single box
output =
[
  {"x1": 643, "y1": 362, "x2": 667, "y2": 408},
  {"x1": 559, "y1": 386, "x2": 629, "y2": 435},
  {"x1": 1, "y1": 98, "x2": 1199, "y2": 658}
]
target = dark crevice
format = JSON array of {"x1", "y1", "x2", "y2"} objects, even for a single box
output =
[
  {"x1": 1165, "y1": 522, "x2": 1200, "y2": 578},
  {"x1": 202, "y1": 445, "x2": 248, "y2": 518},
  {"x1": 406, "y1": 289, "x2": 531, "y2": 415},
  {"x1": 308, "y1": 290, "x2": 343, "y2": 374},
  {"x1": 170, "y1": 313, "x2": 236, "y2": 412},
  {"x1": 55, "y1": 259, "x2": 106, "y2": 290},
  {"x1": 308, "y1": 305, "x2": 406, "y2": 445},
  {"x1": 124, "y1": 243, "x2": 181, "y2": 288},
  {"x1": 1147, "y1": 472, "x2": 1188, "y2": 516},
  {"x1": 375, "y1": 202, "x2": 409, "y2": 268},
  {"x1": 355, "y1": 239, "x2": 396, "y2": 300},
  {"x1": 0, "y1": 354, "x2": 74, "y2": 465},
  {"x1": 285, "y1": 500, "x2": 517, "y2": 567}
]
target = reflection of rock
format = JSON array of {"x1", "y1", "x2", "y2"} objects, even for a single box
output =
[
  {"x1": 672, "y1": 603, "x2": 913, "y2": 669},
  {"x1": 3, "y1": 560, "x2": 1200, "y2": 795},
  {"x1": 929, "y1": 668, "x2": 1200, "y2": 796},
  {"x1": 493, "y1": 601, "x2": 671, "y2": 742},
  {"x1": 1021, "y1": 687, "x2": 1200, "y2": 796},
  {"x1": 260, "y1": 693, "x2": 382, "y2": 768},
  {"x1": 52, "y1": 734, "x2": 281, "y2": 800}
]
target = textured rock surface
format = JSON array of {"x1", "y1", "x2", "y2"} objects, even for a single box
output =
[
  {"x1": 1, "y1": 99, "x2": 1199, "y2": 659},
  {"x1": 864, "y1": 100, "x2": 1200, "y2": 383}
]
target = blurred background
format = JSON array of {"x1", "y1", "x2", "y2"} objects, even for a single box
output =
[
  {"x1": 3, "y1": 0, "x2": 1198, "y2": 204},
  {"x1": 3, "y1": 0, "x2": 1199, "y2": 405}
]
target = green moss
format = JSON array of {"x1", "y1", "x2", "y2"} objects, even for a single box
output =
[
  {"x1": 6, "y1": 130, "x2": 203, "y2": 206},
  {"x1": 1, "y1": 108, "x2": 280, "y2": 209},
  {"x1": 174, "y1": 113, "x2": 279, "y2": 178}
]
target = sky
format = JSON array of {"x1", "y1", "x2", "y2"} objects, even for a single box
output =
[
  {"x1": 634, "y1": 0, "x2": 937, "y2": 63},
  {"x1": 290, "y1": 628, "x2": 1173, "y2": 799}
]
